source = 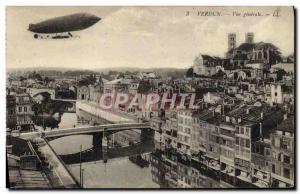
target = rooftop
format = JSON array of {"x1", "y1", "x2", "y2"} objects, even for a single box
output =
[
  {"x1": 226, "y1": 103, "x2": 284, "y2": 135},
  {"x1": 228, "y1": 42, "x2": 280, "y2": 54},
  {"x1": 276, "y1": 114, "x2": 294, "y2": 133}
]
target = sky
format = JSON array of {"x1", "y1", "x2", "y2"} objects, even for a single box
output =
[{"x1": 6, "y1": 6, "x2": 294, "y2": 70}]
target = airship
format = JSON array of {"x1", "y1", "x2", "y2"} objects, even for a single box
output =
[{"x1": 28, "y1": 13, "x2": 101, "y2": 39}]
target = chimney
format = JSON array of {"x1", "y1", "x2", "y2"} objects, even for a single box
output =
[
  {"x1": 226, "y1": 116, "x2": 230, "y2": 122},
  {"x1": 222, "y1": 104, "x2": 225, "y2": 116},
  {"x1": 259, "y1": 122, "x2": 263, "y2": 137},
  {"x1": 238, "y1": 117, "x2": 242, "y2": 123},
  {"x1": 246, "y1": 108, "x2": 250, "y2": 114}
]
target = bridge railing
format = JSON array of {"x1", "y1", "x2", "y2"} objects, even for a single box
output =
[{"x1": 43, "y1": 123, "x2": 151, "y2": 137}]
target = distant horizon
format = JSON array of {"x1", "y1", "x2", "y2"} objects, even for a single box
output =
[{"x1": 7, "y1": 66, "x2": 188, "y2": 71}]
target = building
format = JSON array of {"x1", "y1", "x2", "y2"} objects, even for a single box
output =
[
  {"x1": 15, "y1": 93, "x2": 34, "y2": 131},
  {"x1": 128, "y1": 81, "x2": 140, "y2": 94},
  {"x1": 177, "y1": 110, "x2": 193, "y2": 155},
  {"x1": 77, "y1": 85, "x2": 90, "y2": 100},
  {"x1": 218, "y1": 103, "x2": 284, "y2": 187},
  {"x1": 205, "y1": 114, "x2": 222, "y2": 172},
  {"x1": 192, "y1": 54, "x2": 224, "y2": 76},
  {"x1": 138, "y1": 72, "x2": 157, "y2": 80},
  {"x1": 190, "y1": 109, "x2": 211, "y2": 164},
  {"x1": 234, "y1": 116, "x2": 254, "y2": 186},
  {"x1": 6, "y1": 94, "x2": 17, "y2": 130},
  {"x1": 191, "y1": 108, "x2": 222, "y2": 172},
  {"x1": 150, "y1": 151, "x2": 167, "y2": 187},
  {"x1": 245, "y1": 32, "x2": 254, "y2": 44},
  {"x1": 219, "y1": 119, "x2": 236, "y2": 186},
  {"x1": 163, "y1": 114, "x2": 178, "y2": 150},
  {"x1": 228, "y1": 33, "x2": 236, "y2": 51},
  {"x1": 89, "y1": 83, "x2": 104, "y2": 102},
  {"x1": 270, "y1": 83, "x2": 294, "y2": 106},
  {"x1": 270, "y1": 114, "x2": 294, "y2": 188},
  {"x1": 227, "y1": 40, "x2": 281, "y2": 69},
  {"x1": 251, "y1": 139, "x2": 272, "y2": 188},
  {"x1": 103, "y1": 78, "x2": 131, "y2": 94},
  {"x1": 177, "y1": 160, "x2": 192, "y2": 188}
]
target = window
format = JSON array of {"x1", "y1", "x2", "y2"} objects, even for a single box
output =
[
  {"x1": 184, "y1": 136, "x2": 189, "y2": 142},
  {"x1": 24, "y1": 107, "x2": 27, "y2": 112},
  {"x1": 186, "y1": 128, "x2": 191, "y2": 134},
  {"x1": 18, "y1": 107, "x2": 22, "y2": 112},
  {"x1": 222, "y1": 138, "x2": 226, "y2": 145},
  {"x1": 274, "y1": 138, "x2": 280, "y2": 147},
  {"x1": 256, "y1": 145, "x2": 260, "y2": 153},
  {"x1": 245, "y1": 128, "x2": 250, "y2": 136},
  {"x1": 236, "y1": 138, "x2": 239, "y2": 145},
  {"x1": 235, "y1": 145, "x2": 240, "y2": 154},
  {"x1": 280, "y1": 139, "x2": 288, "y2": 150},
  {"x1": 283, "y1": 168, "x2": 290, "y2": 179},
  {"x1": 272, "y1": 164, "x2": 276, "y2": 173},
  {"x1": 240, "y1": 127, "x2": 244, "y2": 134},
  {"x1": 246, "y1": 139, "x2": 250, "y2": 148},
  {"x1": 278, "y1": 153, "x2": 282, "y2": 162},
  {"x1": 235, "y1": 126, "x2": 239, "y2": 133},
  {"x1": 283, "y1": 155, "x2": 290, "y2": 164}
]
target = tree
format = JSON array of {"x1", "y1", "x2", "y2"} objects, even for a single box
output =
[
  {"x1": 276, "y1": 69, "x2": 287, "y2": 81},
  {"x1": 77, "y1": 74, "x2": 97, "y2": 86},
  {"x1": 137, "y1": 80, "x2": 151, "y2": 94},
  {"x1": 117, "y1": 73, "x2": 125, "y2": 79},
  {"x1": 19, "y1": 76, "x2": 27, "y2": 81},
  {"x1": 28, "y1": 71, "x2": 43, "y2": 81},
  {"x1": 44, "y1": 76, "x2": 50, "y2": 84},
  {"x1": 212, "y1": 69, "x2": 226, "y2": 79},
  {"x1": 186, "y1": 67, "x2": 194, "y2": 77}
]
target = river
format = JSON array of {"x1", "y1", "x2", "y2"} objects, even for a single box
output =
[{"x1": 42, "y1": 111, "x2": 223, "y2": 188}]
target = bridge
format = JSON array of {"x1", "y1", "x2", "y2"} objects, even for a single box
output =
[
  {"x1": 42, "y1": 123, "x2": 152, "y2": 139},
  {"x1": 59, "y1": 141, "x2": 155, "y2": 165},
  {"x1": 76, "y1": 101, "x2": 138, "y2": 123},
  {"x1": 53, "y1": 99, "x2": 76, "y2": 113},
  {"x1": 54, "y1": 98, "x2": 76, "y2": 102},
  {"x1": 19, "y1": 123, "x2": 154, "y2": 141},
  {"x1": 27, "y1": 88, "x2": 56, "y2": 99}
]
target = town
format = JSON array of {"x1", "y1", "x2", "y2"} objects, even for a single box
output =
[{"x1": 6, "y1": 32, "x2": 294, "y2": 189}]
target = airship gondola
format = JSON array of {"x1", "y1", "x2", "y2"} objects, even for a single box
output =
[{"x1": 28, "y1": 13, "x2": 101, "y2": 39}]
